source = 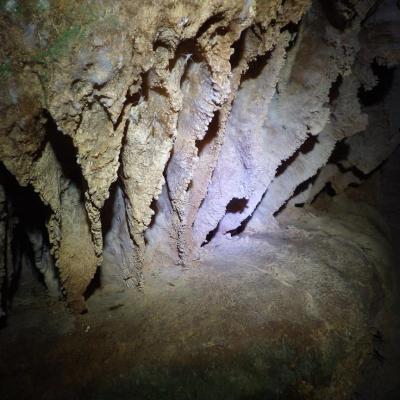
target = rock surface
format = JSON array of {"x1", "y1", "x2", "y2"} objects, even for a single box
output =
[
  {"x1": 0, "y1": 193, "x2": 397, "y2": 399},
  {"x1": 0, "y1": 0, "x2": 399, "y2": 309},
  {"x1": 0, "y1": 0, "x2": 400, "y2": 397}
]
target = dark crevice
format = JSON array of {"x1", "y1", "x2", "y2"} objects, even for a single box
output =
[
  {"x1": 117, "y1": 120, "x2": 143, "y2": 251},
  {"x1": 201, "y1": 222, "x2": 220, "y2": 247},
  {"x1": 153, "y1": 39, "x2": 170, "y2": 52},
  {"x1": 275, "y1": 134, "x2": 319, "y2": 178},
  {"x1": 250, "y1": 24, "x2": 264, "y2": 41},
  {"x1": 118, "y1": 119, "x2": 130, "y2": 182},
  {"x1": 101, "y1": 178, "x2": 118, "y2": 240},
  {"x1": 328, "y1": 140, "x2": 350, "y2": 164},
  {"x1": 230, "y1": 28, "x2": 247, "y2": 70},
  {"x1": 0, "y1": 163, "x2": 53, "y2": 313},
  {"x1": 318, "y1": 0, "x2": 357, "y2": 31},
  {"x1": 309, "y1": 181, "x2": 335, "y2": 205},
  {"x1": 200, "y1": 195, "x2": 248, "y2": 247},
  {"x1": 293, "y1": 176, "x2": 316, "y2": 198},
  {"x1": 227, "y1": 214, "x2": 251, "y2": 237},
  {"x1": 186, "y1": 180, "x2": 193, "y2": 192},
  {"x1": 152, "y1": 85, "x2": 169, "y2": 98},
  {"x1": 0, "y1": 164, "x2": 50, "y2": 233},
  {"x1": 196, "y1": 12, "x2": 225, "y2": 38},
  {"x1": 280, "y1": 21, "x2": 299, "y2": 35},
  {"x1": 43, "y1": 110, "x2": 87, "y2": 193},
  {"x1": 147, "y1": 196, "x2": 159, "y2": 231},
  {"x1": 274, "y1": 175, "x2": 317, "y2": 216},
  {"x1": 336, "y1": 163, "x2": 367, "y2": 181},
  {"x1": 195, "y1": 110, "x2": 220, "y2": 157},
  {"x1": 84, "y1": 268, "x2": 101, "y2": 300},
  {"x1": 141, "y1": 70, "x2": 151, "y2": 101},
  {"x1": 211, "y1": 25, "x2": 229, "y2": 39},
  {"x1": 319, "y1": 157, "x2": 391, "y2": 204},
  {"x1": 358, "y1": 61, "x2": 395, "y2": 107},
  {"x1": 324, "y1": 182, "x2": 337, "y2": 197},
  {"x1": 329, "y1": 74, "x2": 343, "y2": 104},
  {"x1": 180, "y1": 59, "x2": 194, "y2": 88},
  {"x1": 113, "y1": 87, "x2": 142, "y2": 130},
  {"x1": 158, "y1": 148, "x2": 175, "y2": 230},
  {"x1": 281, "y1": 20, "x2": 301, "y2": 52},
  {"x1": 240, "y1": 48, "x2": 274, "y2": 83},
  {"x1": 94, "y1": 96, "x2": 114, "y2": 124},
  {"x1": 273, "y1": 200, "x2": 288, "y2": 217},
  {"x1": 169, "y1": 39, "x2": 203, "y2": 71}
]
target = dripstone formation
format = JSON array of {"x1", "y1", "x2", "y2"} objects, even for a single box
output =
[{"x1": 0, "y1": 0, "x2": 399, "y2": 313}]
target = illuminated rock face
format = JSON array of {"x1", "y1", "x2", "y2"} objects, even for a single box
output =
[
  {"x1": 1, "y1": 2, "x2": 400, "y2": 398},
  {"x1": 0, "y1": 0, "x2": 399, "y2": 315}
]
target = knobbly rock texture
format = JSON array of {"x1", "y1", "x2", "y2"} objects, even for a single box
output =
[
  {"x1": 0, "y1": 192, "x2": 397, "y2": 400},
  {"x1": 0, "y1": 0, "x2": 400, "y2": 398},
  {"x1": 0, "y1": 0, "x2": 399, "y2": 319}
]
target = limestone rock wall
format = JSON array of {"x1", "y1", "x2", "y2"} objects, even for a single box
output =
[{"x1": 0, "y1": 0, "x2": 399, "y2": 312}]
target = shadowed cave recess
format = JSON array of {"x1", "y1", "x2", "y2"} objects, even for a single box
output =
[{"x1": 1, "y1": 0, "x2": 400, "y2": 399}]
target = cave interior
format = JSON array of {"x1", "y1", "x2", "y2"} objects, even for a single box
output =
[{"x1": 1, "y1": 0, "x2": 400, "y2": 399}]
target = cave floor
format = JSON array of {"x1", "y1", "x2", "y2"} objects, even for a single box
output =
[{"x1": 1, "y1": 198, "x2": 399, "y2": 400}]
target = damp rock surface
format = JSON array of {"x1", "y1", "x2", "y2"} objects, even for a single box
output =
[
  {"x1": 0, "y1": 0, "x2": 400, "y2": 398},
  {"x1": 0, "y1": 196, "x2": 397, "y2": 400},
  {"x1": 1, "y1": 0, "x2": 399, "y2": 308}
]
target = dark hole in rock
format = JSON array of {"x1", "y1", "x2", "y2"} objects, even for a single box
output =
[
  {"x1": 280, "y1": 21, "x2": 301, "y2": 52},
  {"x1": 230, "y1": 28, "x2": 247, "y2": 70},
  {"x1": 196, "y1": 12, "x2": 225, "y2": 38},
  {"x1": 328, "y1": 140, "x2": 350, "y2": 164},
  {"x1": 186, "y1": 180, "x2": 193, "y2": 192},
  {"x1": 114, "y1": 88, "x2": 141, "y2": 129},
  {"x1": 240, "y1": 49, "x2": 273, "y2": 83},
  {"x1": 101, "y1": 179, "x2": 118, "y2": 239},
  {"x1": 203, "y1": 198, "x2": 250, "y2": 244},
  {"x1": 147, "y1": 195, "x2": 159, "y2": 230},
  {"x1": 358, "y1": 61, "x2": 395, "y2": 106},
  {"x1": 274, "y1": 176, "x2": 315, "y2": 217},
  {"x1": 280, "y1": 21, "x2": 299, "y2": 35},
  {"x1": 0, "y1": 163, "x2": 51, "y2": 304},
  {"x1": 201, "y1": 223, "x2": 220, "y2": 247},
  {"x1": 293, "y1": 176, "x2": 315, "y2": 198},
  {"x1": 329, "y1": 74, "x2": 343, "y2": 104},
  {"x1": 169, "y1": 39, "x2": 202, "y2": 71},
  {"x1": 43, "y1": 111, "x2": 86, "y2": 192},
  {"x1": 325, "y1": 182, "x2": 337, "y2": 197},
  {"x1": 153, "y1": 39, "x2": 170, "y2": 52},
  {"x1": 275, "y1": 135, "x2": 319, "y2": 177},
  {"x1": 226, "y1": 197, "x2": 248, "y2": 214},
  {"x1": 341, "y1": 165, "x2": 367, "y2": 181},
  {"x1": 318, "y1": 0, "x2": 356, "y2": 30},
  {"x1": 212, "y1": 25, "x2": 229, "y2": 38}
]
